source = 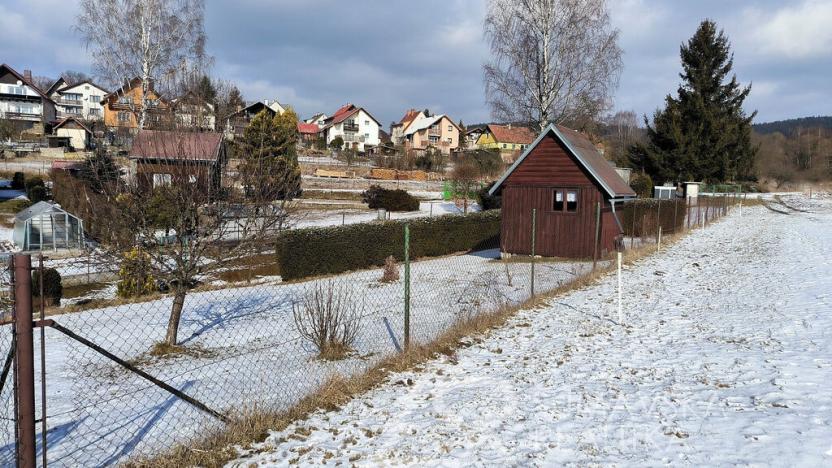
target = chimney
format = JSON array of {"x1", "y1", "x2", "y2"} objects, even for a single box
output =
[
  {"x1": 507, "y1": 123, "x2": 512, "y2": 129},
  {"x1": 23, "y1": 69, "x2": 32, "y2": 83}
]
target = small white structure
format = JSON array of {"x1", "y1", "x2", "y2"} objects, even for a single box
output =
[
  {"x1": 654, "y1": 185, "x2": 676, "y2": 200},
  {"x1": 683, "y1": 181, "x2": 701, "y2": 199},
  {"x1": 13, "y1": 201, "x2": 84, "y2": 251},
  {"x1": 53, "y1": 117, "x2": 92, "y2": 150}
]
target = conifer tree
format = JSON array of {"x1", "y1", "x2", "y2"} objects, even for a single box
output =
[
  {"x1": 634, "y1": 20, "x2": 757, "y2": 183},
  {"x1": 236, "y1": 109, "x2": 302, "y2": 201}
]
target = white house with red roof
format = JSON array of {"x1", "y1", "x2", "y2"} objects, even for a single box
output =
[{"x1": 320, "y1": 104, "x2": 381, "y2": 152}]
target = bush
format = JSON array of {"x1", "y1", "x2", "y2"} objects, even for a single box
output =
[
  {"x1": 330, "y1": 136, "x2": 344, "y2": 150},
  {"x1": 361, "y1": 185, "x2": 420, "y2": 212},
  {"x1": 274, "y1": 210, "x2": 500, "y2": 280},
  {"x1": 28, "y1": 185, "x2": 48, "y2": 203},
  {"x1": 477, "y1": 182, "x2": 501, "y2": 210},
  {"x1": 292, "y1": 281, "x2": 363, "y2": 360},
  {"x1": 11, "y1": 172, "x2": 25, "y2": 190},
  {"x1": 116, "y1": 247, "x2": 156, "y2": 298},
  {"x1": 32, "y1": 268, "x2": 62, "y2": 306},
  {"x1": 630, "y1": 173, "x2": 653, "y2": 198},
  {"x1": 618, "y1": 199, "x2": 687, "y2": 237}
]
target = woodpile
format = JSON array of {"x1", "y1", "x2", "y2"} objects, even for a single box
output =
[{"x1": 368, "y1": 169, "x2": 428, "y2": 181}]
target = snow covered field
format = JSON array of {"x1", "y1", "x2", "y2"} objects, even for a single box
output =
[{"x1": 229, "y1": 194, "x2": 832, "y2": 466}]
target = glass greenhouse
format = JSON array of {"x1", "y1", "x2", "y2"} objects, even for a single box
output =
[{"x1": 13, "y1": 201, "x2": 84, "y2": 251}]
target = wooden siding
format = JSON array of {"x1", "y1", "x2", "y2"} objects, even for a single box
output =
[{"x1": 500, "y1": 133, "x2": 622, "y2": 258}]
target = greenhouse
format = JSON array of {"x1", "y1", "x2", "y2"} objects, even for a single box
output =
[{"x1": 13, "y1": 201, "x2": 84, "y2": 251}]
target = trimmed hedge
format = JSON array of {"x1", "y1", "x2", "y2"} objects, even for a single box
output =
[
  {"x1": 361, "y1": 185, "x2": 420, "y2": 211},
  {"x1": 32, "y1": 268, "x2": 62, "y2": 306},
  {"x1": 618, "y1": 198, "x2": 687, "y2": 237},
  {"x1": 275, "y1": 210, "x2": 501, "y2": 280}
]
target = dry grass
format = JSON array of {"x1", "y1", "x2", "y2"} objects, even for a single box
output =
[{"x1": 127, "y1": 223, "x2": 703, "y2": 468}]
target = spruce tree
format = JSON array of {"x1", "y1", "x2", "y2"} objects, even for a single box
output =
[
  {"x1": 236, "y1": 110, "x2": 302, "y2": 201},
  {"x1": 635, "y1": 20, "x2": 757, "y2": 183}
]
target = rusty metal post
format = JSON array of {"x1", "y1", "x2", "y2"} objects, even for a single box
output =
[
  {"x1": 592, "y1": 202, "x2": 601, "y2": 270},
  {"x1": 13, "y1": 254, "x2": 36, "y2": 468}
]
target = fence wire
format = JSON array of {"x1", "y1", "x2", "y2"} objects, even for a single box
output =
[{"x1": 0, "y1": 194, "x2": 744, "y2": 466}]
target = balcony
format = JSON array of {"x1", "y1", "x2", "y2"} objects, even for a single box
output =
[
  {"x1": 342, "y1": 134, "x2": 365, "y2": 143},
  {"x1": 343, "y1": 122, "x2": 359, "y2": 132},
  {"x1": 57, "y1": 97, "x2": 83, "y2": 106},
  {"x1": 3, "y1": 111, "x2": 40, "y2": 120},
  {"x1": 428, "y1": 127, "x2": 441, "y2": 136}
]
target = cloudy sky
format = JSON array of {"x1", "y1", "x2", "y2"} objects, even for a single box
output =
[{"x1": 1, "y1": 0, "x2": 830, "y2": 126}]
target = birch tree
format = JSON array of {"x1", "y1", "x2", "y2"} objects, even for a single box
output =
[
  {"x1": 76, "y1": 0, "x2": 208, "y2": 129},
  {"x1": 483, "y1": 0, "x2": 623, "y2": 131}
]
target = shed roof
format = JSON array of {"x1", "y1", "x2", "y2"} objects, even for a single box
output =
[
  {"x1": 489, "y1": 124, "x2": 636, "y2": 199},
  {"x1": 129, "y1": 130, "x2": 223, "y2": 162},
  {"x1": 15, "y1": 201, "x2": 77, "y2": 222},
  {"x1": 53, "y1": 116, "x2": 92, "y2": 134}
]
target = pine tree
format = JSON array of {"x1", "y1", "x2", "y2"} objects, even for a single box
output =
[
  {"x1": 636, "y1": 20, "x2": 757, "y2": 183},
  {"x1": 236, "y1": 110, "x2": 302, "y2": 201},
  {"x1": 196, "y1": 75, "x2": 217, "y2": 106}
]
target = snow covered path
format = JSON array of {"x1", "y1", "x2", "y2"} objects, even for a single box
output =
[{"x1": 230, "y1": 195, "x2": 832, "y2": 466}]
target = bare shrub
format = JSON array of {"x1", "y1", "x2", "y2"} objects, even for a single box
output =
[
  {"x1": 292, "y1": 281, "x2": 364, "y2": 360},
  {"x1": 380, "y1": 256, "x2": 399, "y2": 283}
]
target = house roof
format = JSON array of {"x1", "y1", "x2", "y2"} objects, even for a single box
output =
[
  {"x1": 489, "y1": 124, "x2": 636, "y2": 199},
  {"x1": 0, "y1": 64, "x2": 56, "y2": 103},
  {"x1": 15, "y1": 201, "x2": 77, "y2": 222},
  {"x1": 100, "y1": 77, "x2": 144, "y2": 103},
  {"x1": 226, "y1": 101, "x2": 275, "y2": 120},
  {"x1": 393, "y1": 109, "x2": 422, "y2": 128},
  {"x1": 322, "y1": 104, "x2": 382, "y2": 129},
  {"x1": 297, "y1": 122, "x2": 320, "y2": 134},
  {"x1": 486, "y1": 124, "x2": 535, "y2": 145},
  {"x1": 129, "y1": 130, "x2": 223, "y2": 162},
  {"x1": 53, "y1": 116, "x2": 93, "y2": 134},
  {"x1": 45, "y1": 77, "x2": 67, "y2": 95},
  {"x1": 58, "y1": 79, "x2": 110, "y2": 95}
]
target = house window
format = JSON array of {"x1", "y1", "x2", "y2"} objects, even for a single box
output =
[
  {"x1": 153, "y1": 173, "x2": 172, "y2": 187},
  {"x1": 448, "y1": 125, "x2": 453, "y2": 132},
  {"x1": 118, "y1": 96, "x2": 131, "y2": 105},
  {"x1": 552, "y1": 189, "x2": 579, "y2": 213},
  {"x1": 89, "y1": 95, "x2": 101, "y2": 102},
  {"x1": 364, "y1": 120, "x2": 369, "y2": 126},
  {"x1": 447, "y1": 137, "x2": 452, "y2": 143},
  {"x1": 117, "y1": 112, "x2": 131, "y2": 122},
  {"x1": 502, "y1": 143, "x2": 507, "y2": 149},
  {"x1": 8, "y1": 85, "x2": 25, "y2": 95}
]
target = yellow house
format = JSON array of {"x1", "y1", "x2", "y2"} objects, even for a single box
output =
[
  {"x1": 476, "y1": 124, "x2": 536, "y2": 162},
  {"x1": 101, "y1": 78, "x2": 169, "y2": 133}
]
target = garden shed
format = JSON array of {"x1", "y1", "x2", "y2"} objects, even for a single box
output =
[
  {"x1": 13, "y1": 201, "x2": 84, "y2": 251},
  {"x1": 488, "y1": 124, "x2": 636, "y2": 259}
]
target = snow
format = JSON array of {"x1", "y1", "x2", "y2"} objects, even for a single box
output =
[{"x1": 228, "y1": 194, "x2": 832, "y2": 467}]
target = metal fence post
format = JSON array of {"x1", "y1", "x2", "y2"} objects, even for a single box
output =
[
  {"x1": 13, "y1": 254, "x2": 36, "y2": 468},
  {"x1": 592, "y1": 202, "x2": 601, "y2": 270},
  {"x1": 403, "y1": 224, "x2": 411, "y2": 349},
  {"x1": 530, "y1": 208, "x2": 536, "y2": 298}
]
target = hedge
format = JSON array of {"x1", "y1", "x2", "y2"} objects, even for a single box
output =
[
  {"x1": 362, "y1": 185, "x2": 420, "y2": 211},
  {"x1": 618, "y1": 198, "x2": 687, "y2": 237},
  {"x1": 275, "y1": 210, "x2": 501, "y2": 280}
]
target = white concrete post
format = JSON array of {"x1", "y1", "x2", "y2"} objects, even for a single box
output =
[
  {"x1": 617, "y1": 251, "x2": 623, "y2": 324},
  {"x1": 657, "y1": 226, "x2": 662, "y2": 252}
]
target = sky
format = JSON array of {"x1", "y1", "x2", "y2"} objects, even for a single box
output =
[{"x1": 1, "y1": 0, "x2": 830, "y2": 127}]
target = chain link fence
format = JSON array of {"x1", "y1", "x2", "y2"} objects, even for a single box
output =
[{"x1": 0, "y1": 194, "x2": 745, "y2": 466}]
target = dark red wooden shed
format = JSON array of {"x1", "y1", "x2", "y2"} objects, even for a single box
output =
[{"x1": 488, "y1": 124, "x2": 636, "y2": 259}]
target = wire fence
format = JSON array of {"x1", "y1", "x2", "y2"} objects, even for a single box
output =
[{"x1": 0, "y1": 194, "x2": 745, "y2": 466}]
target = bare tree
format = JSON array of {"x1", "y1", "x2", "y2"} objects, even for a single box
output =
[
  {"x1": 76, "y1": 0, "x2": 208, "y2": 129},
  {"x1": 483, "y1": 0, "x2": 623, "y2": 131},
  {"x1": 452, "y1": 159, "x2": 481, "y2": 214}
]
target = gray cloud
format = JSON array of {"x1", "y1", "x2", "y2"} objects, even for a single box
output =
[{"x1": 1, "y1": 0, "x2": 828, "y2": 126}]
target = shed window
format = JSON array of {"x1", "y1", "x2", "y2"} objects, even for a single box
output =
[
  {"x1": 552, "y1": 189, "x2": 579, "y2": 213},
  {"x1": 553, "y1": 190, "x2": 564, "y2": 211},
  {"x1": 566, "y1": 190, "x2": 578, "y2": 212}
]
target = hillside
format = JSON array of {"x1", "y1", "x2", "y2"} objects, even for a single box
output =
[{"x1": 753, "y1": 116, "x2": 832, "y2": 135}]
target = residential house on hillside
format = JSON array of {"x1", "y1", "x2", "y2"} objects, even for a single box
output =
[
  {"x1": 224, "y1": 101, "x2": 281, "y2": 139},
  {"x1": 464, "y1": 125, "x2": 487, "y2": 149},
  {"x1": 476, "y1": 124, "x2": 536, "y2": 162},
  {"x1": 264, "y1": 99, "x2": 286, "y2": 115},
  {"x1": 46, "y1": 77, "x2": 108, "y2": 121},
  {"x1": 0, "y1": 64, "x2": 56, "y2": 135},
  {"x1": 53, "y1": 117, "x2": 92, "y2": 150},
  {"x1": 390, "y1": 109, "x2": 424, "y2": 144},
  {"x1": 304, "y1": 113, "x2": 327, "y2": 125},
  {"x1": 171, "y1": 91, "x2": 216, "y2": 131},
  {"x1": 320, "y1": 104, "x2": 381, "y2": 153},
  {"x1": 100, "y1": 77, "x2": 169, "y2": 136},
  {"x1": 402, "y1": 113, "x2": 461, "y2": 154},
  {"x1": 128, "y1": 129, "x2": 227, "y2": 196}
]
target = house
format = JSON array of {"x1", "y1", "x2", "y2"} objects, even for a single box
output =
[
  {"x1": 488, "y1": 124, "x2": 636, "y2": 259},
  {"x1": 128, "y1": 129, "x2": 227, "y2": 196},
  {"x1": 171, "y1": 91, "x2": 216, "y2": 131},
  {"x1": 46, "y1": 77, "x2": 108, "y2": 121},
  {"x1": 224, "y1": 101, "x2": 278, "y2": 139},
  {"x1": 100, "y1": 77, "x2": 169, "y2": 134},
  {"x1": 476, "y1": 124, "x2": 536, "y2": 162},
  {"x1": 297, "y1": 122, "x2": 320, "y2": 145},
  {"x1": 13, "y1": 201, "x2": 84, "y2": 252},
  {"x1": 304, "y1": 113, "x2": 327, "y2": 125},
  {"x1": 53, "y1": 117, "x2": 93, "y2": 150},
  {"x1": 401, "y1": 113, "x2": 461, "y2": 155},
  {"x1": 463, "y1": 125, "x2": 487, "y2": 149},
  {"x1": 320, "y1": 104, "x2": 381, "y2": 153},
  {"x1": 0, "y1": 64, "x2": 57, "y2": 135},
  {"x1": 390, "y1": 109, "x2": 424, "y2": 144}
]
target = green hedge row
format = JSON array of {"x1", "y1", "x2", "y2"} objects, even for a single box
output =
[
  {"x1": 618, "y1": 198, "x2": 688, "y2": 237},
  {"x1": 275, "y1": 210, "x2": 501, "y2": 280}
]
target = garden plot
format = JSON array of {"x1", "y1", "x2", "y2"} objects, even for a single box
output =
[
  {"x1": 0, "y1": 243, "x2": 593, "y2": 466},
  {"x1": 230, "y1": 196, "x2": 832, "y2": 467}
]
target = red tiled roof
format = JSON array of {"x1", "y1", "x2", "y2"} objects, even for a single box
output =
[
  {"x1": 395, "y1": 109, "x2": 420, "y2": 127},
  {"x1": 297, "y1": 122, "x2": 320, "y2": 134},
  {"x1": 329, "y1": 104, "x2": 359, "y2": 125},
  {"x1": 129, "y1": 130, "x2": 223, "y2": 162},
  {"x1": 487, "y1": 124, "x2": 535, "y2": 145}
]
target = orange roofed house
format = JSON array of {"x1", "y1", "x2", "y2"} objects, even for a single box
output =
[
  {"x1": 101, "y1": 78, "x2": 169, "y2": 137},
  {"x1": 475, "y1": 124, "x2": 536, "y2": 162}
]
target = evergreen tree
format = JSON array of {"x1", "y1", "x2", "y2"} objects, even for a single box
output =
[
  {"x1": 635, "y1": 20, "x2": 757, "y2": 183},
  {"x1": 196, "y1": 74, "x2": 217, "y2": 106},
  {"x1": 77, "y1": 147, "x2": 122, "y2": 193},
  {"x1": 236, "y1": 110, "x2": 302, "y2": 201}
]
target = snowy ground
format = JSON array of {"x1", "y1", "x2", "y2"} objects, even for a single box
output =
[{"x1": 229, "y1": 194, "x2": 832, "y2": 466}]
